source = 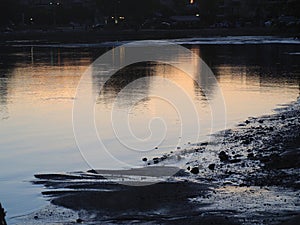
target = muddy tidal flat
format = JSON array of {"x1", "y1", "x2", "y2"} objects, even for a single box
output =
[{"x1": 14, "y1": 98, "x2": 300, "y2": 225}]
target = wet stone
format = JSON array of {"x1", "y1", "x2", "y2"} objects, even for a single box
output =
[
  {"x1": 76, "y1": 218, "x2": 83, "y2": 223},
  {"x1": 233, "y1": 154, "x2": 243, "y2": 158},
  {"x1": 208, "y1": 164, "x2": 215, "y2": 171},
  {"x1": 242, "y1": 139, "x2": 251, "y2": 145},
  {"x1": 229, "y1": 159, "x2": 242, "y2": 163},
  {"x1": 190, "y1": 167, "x2": 199, "y2": 174},
  {"x1": 247, "y1": 153, "x2": 255, "y2": 159},
  {"x1": 219, "y1": 151, "x2": 229, "y2": 162}
]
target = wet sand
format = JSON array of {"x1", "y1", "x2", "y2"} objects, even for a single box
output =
[{"x1": 20, "y1": 98, "x2": 300, "y2": 225}]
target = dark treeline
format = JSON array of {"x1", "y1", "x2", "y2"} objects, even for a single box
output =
[{"x1": 0, "y1": 0, "x2": 299, "y2": 30}]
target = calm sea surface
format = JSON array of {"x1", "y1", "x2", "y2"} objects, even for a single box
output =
[{"x1": 0, "y1": 38, "x2": 299, "y2": 220}]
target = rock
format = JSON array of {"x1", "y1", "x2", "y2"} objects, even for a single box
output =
[
  {"x1": 190, "y1": 167, "x2": 199, "y2": 174},
  {"x1": 142, "y1": 157, "x2": 147, "y2": 162},
  {"x1": 257, "y1": 131, "x2": 266, "y2": 135},
  {"x1": 233, "y1": 154, "x2": 242, "y2": 158},
  {"x1": 281, "y1": 115, "x2": 286, "y2": 120},
  {"x1": 87, "y1": 169, "x2": 97, "y2": 174},
  {"x1": 247, "y1": 153, "x2": 255, "y2": 159},
  {"x1": 208, "y1": 164, "x2": 215, "y2": 171},
  {"x1": 219, "y1": 151, "x2": 229, "y2": 162},
  {"x1": 229, "y1": 159, "x2": 241, "y2": 163},
  {"x1": 161, "y1": 155, "x2": 167, "y2": 160},
  {"x1": 153, "y1": 157, "x2": 160, "y2": 164},
  {"x1": 242, "y1": 139, "x2": 251, "y2": 145},
  {"x1": 153, "y1": 160, "x2": 159, "y2": 164},
  {"x1": 0, "y1": 203, "x2": 7, "y2": 225},
  {"x1": 266, "y1": 150, "x2": 300, "y2": 169},
  {"x1": 76, "y1": 218, "x2": 83, "y2": 223}
]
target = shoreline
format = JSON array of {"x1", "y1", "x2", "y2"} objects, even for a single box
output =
[
  {"x1": 1, "y1": 27, "x2": 299, "y2": 44},
  {"x1": 17, "y1": 97, "x2": 300, "y2": 225}
]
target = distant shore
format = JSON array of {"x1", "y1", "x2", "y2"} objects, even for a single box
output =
[{"x1": 1, "y1": 27, "x2": 299, "y2": 44}]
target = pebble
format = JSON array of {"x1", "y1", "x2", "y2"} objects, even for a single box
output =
[
  {"x1": 208, "y1": 164, "x2": 215, "y2": 171},
  {"x1": 243, "y1": 139, "x2": 251, "y2": 145},
  {"x1": 229, "y1": 159, "x2": 241, "y2": 163},
  {"x1": 219, "y1": 151, "x2": 229, "y2": 162},
  {"x1": 190, "y1": 167, "x2": 199, "y2": 174},
  {"x1": 247, "y1": 153, "x2": 255, "y2": 159},
  {"x1": 76, "y1": 218, "x2": 83, "y2": 223},
  {"x1": 153, "y1": 157, "x2": 160, "y2": 164}
]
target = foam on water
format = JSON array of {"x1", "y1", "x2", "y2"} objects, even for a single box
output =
[{"x1": 8, "y1": 36, "x2": 300, "y2": 48}]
